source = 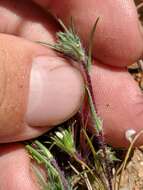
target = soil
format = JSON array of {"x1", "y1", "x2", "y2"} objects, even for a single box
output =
[{"x1": 118, "y1": 149, "x2": 143, "y2": 190}]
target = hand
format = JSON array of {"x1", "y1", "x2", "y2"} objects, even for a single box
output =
[{"x1": 0, "y1": 0, "x2": 143, "y2": 189}]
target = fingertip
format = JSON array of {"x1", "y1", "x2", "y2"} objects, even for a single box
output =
[
  {"x1": 90, "y1": 61, "x2": 143, "y2": 147},
  {"x1": 0, "y1": 143, "x2": 41, "y2": 190},
  {"x1": 37, "y1": 0, "x2": 143, "y2": 67},
  {"x1": 0, "y1": 34, "x2": 84, "y2": 142}
]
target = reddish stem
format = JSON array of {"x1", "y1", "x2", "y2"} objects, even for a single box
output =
[
  {"x1": 81, "y1": 60, "x2": 113, "y2": 190},
  {"x1": 81, "y1": 61, "x2": 97, "y2": 112}
]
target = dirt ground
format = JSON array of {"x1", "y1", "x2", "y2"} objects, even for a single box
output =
[{"x1": 118, "y1": 149, "x2": 143, "y2": 190}]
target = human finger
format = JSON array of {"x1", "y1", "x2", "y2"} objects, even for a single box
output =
[
  {"x1": 32, "y1": 0, "x2": 143, "y2": 66},
  {"x1": 0, "y1": 34, "x2": 83, "y2": 143},
  {"x1": 0, "y1": 143, "x2": 42, "y2": 190},
  {"x1": 91, "y1": 62, "x2": 143, "y2": 146}
]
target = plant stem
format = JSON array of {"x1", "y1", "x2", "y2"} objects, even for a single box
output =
[
  {"x1": 37, "y1": 18, "x2": 113, "y2": 189},
  {"x1": 72, "y1": 153, "x2": 94, "y2": 176},
  {"x1": 81, "y1": 60, "x2": 97, "y2": 113},
  {"x1": 82, "y1": 165, "x2": 93, "y2": 190},
  {"x1": 80, "y1": 60, "x2": 113, "y2": 190},
  {"x1": 26, "y1": 143, "x2": 68, "y2": 190}
]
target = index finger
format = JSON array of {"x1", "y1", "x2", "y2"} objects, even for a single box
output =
[{"x1": 33, "y1": 0, "x2": 143, "y2": 67}]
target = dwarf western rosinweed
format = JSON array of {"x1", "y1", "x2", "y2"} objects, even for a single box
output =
[{"x1": 35, "y1": 17, "x2": 114, "y2": 190}]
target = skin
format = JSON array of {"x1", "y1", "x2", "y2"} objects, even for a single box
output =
[{"x1": 0, "y1": 0, "x2": 143, "y2": 189}]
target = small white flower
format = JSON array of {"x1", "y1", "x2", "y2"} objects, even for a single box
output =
[
  {"x1": 55, "y1": 131, "x2": 64, "y2": 139},
  {"x1": 125, "y1": 129, "x2": 136, "y2": 142}
]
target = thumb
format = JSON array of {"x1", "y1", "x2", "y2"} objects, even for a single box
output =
[{"x1": 0, "y1": 34, "x2": 83, "y2": 143}]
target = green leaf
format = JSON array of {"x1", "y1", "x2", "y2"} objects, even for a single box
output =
[
  {"x1": 58, "y1": 19, "x2": 69, "y2": 33},
  {"x1": 87, "y1": 17, "x2": 100, "y2": 71},
  {"x1": 37, "y1": 19, "x2": 85, "y2": 62},
  {"x1": 26, "y1": 141, "x2": 68, "y2": 190},
  {"x1": 51, "y1": 128, "x2": 76, "y2": 155}
]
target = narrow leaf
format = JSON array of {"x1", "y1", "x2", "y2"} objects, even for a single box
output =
[
  {"x1": 58, "y1": 19, "x2": 69, "y2": 33},
  {"x1": 87, "y1": 17, "x2": 100, "y2": 71}
]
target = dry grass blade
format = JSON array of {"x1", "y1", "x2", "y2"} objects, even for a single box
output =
[{"x1": 115, "y1": 130, "x2": 143, "y2": 190}]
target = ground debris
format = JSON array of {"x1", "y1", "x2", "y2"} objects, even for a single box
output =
[
  {"x1": 128, "y1": 61, "x2": 143, "y2": 90},
  {"x1": 117, "y1": 149, "x2": 143, "y2": 190}
]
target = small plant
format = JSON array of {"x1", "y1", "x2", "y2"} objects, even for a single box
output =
[
  {"x1": 25, "y1": 2, "x2": 143, "y2": 189},
  {"x1": 26, "y1": 140, "x2": 70, "y2": 190},
  {"x1": 27, "y1": 18, "x2": 119, "y2": 190},
  {"x1": 51, "y1": 127, "x2": 76, "y2": 156}
]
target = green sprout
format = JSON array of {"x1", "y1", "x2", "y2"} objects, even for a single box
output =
[
  {"x1": 39, "y1": 19, "x2": 85, "y2": 62},
  {"x1": 51, "y1": 128, "x2": 76, "y2": 156}
]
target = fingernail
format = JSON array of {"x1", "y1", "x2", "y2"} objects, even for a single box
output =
[{"x1": 25, "y1": 56, "x2": 83, "y2": 127}]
